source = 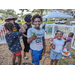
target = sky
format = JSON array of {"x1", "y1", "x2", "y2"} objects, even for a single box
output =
[{"x1": 14, "y1": 9, "x2": 34, "y2": 14}]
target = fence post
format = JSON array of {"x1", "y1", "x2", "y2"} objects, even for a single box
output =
[{"x1": 52, "y1": 25, "x2": 54, "y2": 37}]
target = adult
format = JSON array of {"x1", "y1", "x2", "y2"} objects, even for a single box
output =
[
  {"x1": 5, "y1": 15, "x2": 20, "y2": 32},
  {"x1": 21, "y1": 14, "x2": 32, "y2": 59}
]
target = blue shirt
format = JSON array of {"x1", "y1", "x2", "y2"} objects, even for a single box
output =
[{"x1": 5, "y1": 31, "x2": 22, "y2": 53}]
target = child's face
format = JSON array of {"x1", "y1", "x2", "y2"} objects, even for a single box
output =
[
  {"x1": 68, "y1": 33, "x2": 71, "y2": 37},
  {"x1": 56, "y1": 32, "x2": 62, "y2": 40},
  {"x1": 33, "y1": 18, "x2": 41, "y2": 29}
]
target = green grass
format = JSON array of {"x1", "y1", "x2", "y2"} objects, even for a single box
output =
[
  {"x1": 0, "y1": 20, "x2": 4, "y2": 24},
  {"x1": 44, "y1": 21, "x2": 54, "y2": 24},
  {"x1": 18, "y1": 20, "x2": 25, "y2": 25}
]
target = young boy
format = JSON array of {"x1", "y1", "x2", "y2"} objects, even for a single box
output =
[
  {"x1": 27, "y1": 14, "x2": 46, "y2": 65},
  {"x1": 4, "y1": 22, "x2": 25, "y2": 65}
]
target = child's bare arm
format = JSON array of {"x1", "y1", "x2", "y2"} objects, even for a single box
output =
[
  {"x1": 65, "y1": 39, "x2": 69, "y2": 42},
  {"x1": 52, "y1": 44, "x2": 55, "y2": 49}
]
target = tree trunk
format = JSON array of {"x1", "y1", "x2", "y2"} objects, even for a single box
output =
[
  {"x1": 40, "y1": 9, "x2": 44, "y2": 16},
  {"x1": 66, "y1": 9, "x2": 71, "y2": 25}
]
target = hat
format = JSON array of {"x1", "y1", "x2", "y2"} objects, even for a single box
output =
[{"x1": 5, "y1": 15, "x2": 17, "y2": 22}]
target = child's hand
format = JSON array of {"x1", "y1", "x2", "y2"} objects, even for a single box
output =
[{"x1": 32, "y1": 34, "x2": 37, "y2": 40}]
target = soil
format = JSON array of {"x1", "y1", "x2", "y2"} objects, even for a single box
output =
[{"x1": 0, "y1": 39, "x2": 75, "y2": 65}]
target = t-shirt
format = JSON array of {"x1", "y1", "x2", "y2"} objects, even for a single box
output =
[
  {"x1": 27, "y1": 27, "x2": 45, "y2": 51},
  {"x1": 67, "y1": 37, "x2": 73, "y2": 42},
  {"x1": 53, "y1": 38, "x2": 65, "y2": 53},
  {"x1": 5, "y1": 31, "x2": 22, "y2": 53},
  {"x1": 13, "y1": 22, "x2": 20, "y2": 32}
]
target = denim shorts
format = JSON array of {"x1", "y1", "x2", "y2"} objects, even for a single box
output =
[{"x1": 50, "y1": 49, "x2": 62, "y2": 60}]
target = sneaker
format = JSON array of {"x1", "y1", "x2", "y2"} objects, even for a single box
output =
[{"x1": 24, "y1": 56, "x2": 28, "y2": 60}]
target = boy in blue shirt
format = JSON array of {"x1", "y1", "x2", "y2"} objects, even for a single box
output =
[{"x1": 27, "y1": 14, "x2": 46, "y2": 65}]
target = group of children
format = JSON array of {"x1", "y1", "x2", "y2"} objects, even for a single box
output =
[{"x1": 4, "y1": 14, "x2": 74, "y2": 65}]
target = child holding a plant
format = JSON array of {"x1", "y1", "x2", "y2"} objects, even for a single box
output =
[{"x1": 27, "y1": 14, "x2": 46, "y2": 65}]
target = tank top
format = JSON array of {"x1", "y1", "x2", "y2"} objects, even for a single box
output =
[{"x1": 23, "y1": 23, "x2": 32, "y2": 39}]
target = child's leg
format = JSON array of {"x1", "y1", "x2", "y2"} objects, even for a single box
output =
[
  {"x1": 18, "y1": 55, "x2": 22, "y2": 65},
  {"x1": 54, "y1": 59, "x2": 58, "y2": 65},
  {"x1": 50, "y1": 59, "x2": 54, "y2": 65},
  {"x1": 12, "y1": 55, "x2": 16, "y2": 65}
]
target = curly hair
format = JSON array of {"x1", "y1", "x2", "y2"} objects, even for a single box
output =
[
  {"x1": 4, "y1": 22, "x2": 14, "y2": 31},
  {"x1": 70, "y1": 32, "x2": 74, "y2": 37},
  {"x1": 32, "y1": 14, "x2": 42, "y2": 23},
  {"x1": 24, "y1": 14, "x2": 32, "y2": 23}
]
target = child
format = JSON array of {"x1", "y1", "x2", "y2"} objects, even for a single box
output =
[
  {"x1": 65, "y1": 32, "x2": 74, "y2": 51},
  {"x1": 27, "y1": 14, "x2": 46, "y2": 65},
  {"x1": 50, "y1": 31, "x2": 65, "y2": 65},
  {"x1": 4, "y1": 22, "x2": 25, "y2": 65},
  {"x1": 54, "y1": 30, "x2": 66, "y2": 40},
  {"x1": 50, "y1": 30, "x2": 66, "y2": 45}
]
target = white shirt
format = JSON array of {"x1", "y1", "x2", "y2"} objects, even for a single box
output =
[
  {"x1": 27, "y1": 27, "x2": 45, "y2": 51},
  {"x1": 53, "y1": 38, "x2": 65, "y2": 53}
]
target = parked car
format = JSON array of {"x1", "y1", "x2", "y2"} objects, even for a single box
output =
[
  {"x1": 55, "y1": 19, "x2": 66, "y2": 24},
  {"x1": 70, "y1": 21, "x2": 75, "y2": 25}
]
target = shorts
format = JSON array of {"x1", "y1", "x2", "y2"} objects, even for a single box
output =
[
  {"x1": 50, "y1": 49, "x2": 62, "y2": 60},
  {"x1": 30, "y1": 49, "x2": 43, "y2": 65},
  {"x1": 13, "y1": 51, "x2": 21, "y2": 57}
]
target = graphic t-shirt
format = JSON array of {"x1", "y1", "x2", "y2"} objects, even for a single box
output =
[
  {"x1": 13, "y1": 23, "x2": 20, "y2": 32},
  {"x1": 53, "y1": 38, "x2": 65, "y2": 53},
  {"x1": 27, "y1": 27, "x2": 45, "y2": 51}
]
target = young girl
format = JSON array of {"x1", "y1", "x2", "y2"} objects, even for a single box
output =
[
  {"x1": 65, "y1": 32, "x2": 74, "y2": 51},
  {"x1": 4, "y1": 22, "x2": 25, "y2": 65},
  {"x1": 27, "y1": 14, "x2": 46, "y2": 65},
  {"x1": 50, "y1": 31, "x2": 65, "y2": 65}
]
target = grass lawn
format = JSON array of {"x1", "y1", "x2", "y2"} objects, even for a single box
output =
[{"x1": 44, "y1": 21, "x2": 55, "y2": 24}]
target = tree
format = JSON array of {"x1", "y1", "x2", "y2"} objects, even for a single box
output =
[
  {"x1": 56, "y1": 9, "x2": 72, "y2": 25},
  {"x1": 19, "y1": 9, "x2": 30, "y2": 17},
  {"x1": 66, "y1": 9, "x2": 71, "y2": 25},
  {"x1": 32, "y1": 9, "x2": 47, "y2": 16}
]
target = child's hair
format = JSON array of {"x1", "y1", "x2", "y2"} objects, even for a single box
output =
[
  {"x1": 4, "y1": 22, "x2": 14, "y2": 31},
  {"x1": 69, "y1": 32, "x2": 74, "y2": 37},
  {"x1": 56, "y1": 31, "x2": 63, "y2": 35},
  {"x1": 55, "y1": 30, "x2": 63, "y2": 35},
  {"x1": 24, "y1": 14, "x2": 32, "y2": 23},
  {"x1": 32, "y1": 14, "x2": 42, "y2": 23}
]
